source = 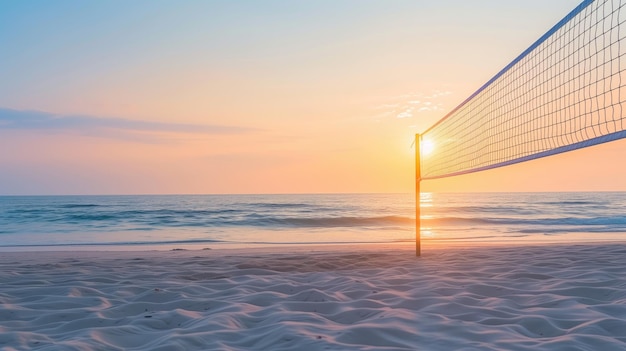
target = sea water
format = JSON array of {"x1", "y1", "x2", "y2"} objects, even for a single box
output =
[{"x1": 0, "y1": 192, "x2": 625, "y2": 251}]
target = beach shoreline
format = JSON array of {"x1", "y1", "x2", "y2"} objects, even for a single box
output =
[
  {"x1": 1, "y1": 241, "x2": 625, "y2": 350},
  {"x1": 2, "y1": 231, "x2": 626, "y2": 253}
]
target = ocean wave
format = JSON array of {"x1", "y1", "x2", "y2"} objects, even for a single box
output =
[
  {"x1": 519, "y1": 226, "x2": 626, "y2": 234},
  {"x1": 242, "y1": 202, "x2": 316, "y2": 209},
  {"x1": 234, "y1": 215, "x2": 415, "y2": 228},
  {"x1": 423, "y1": 215, "x2": 626, "y2": 227},
  {"x1": 60, "y1": 204, "x2": 103, "y2": 208},
  {"x1": 422, "y1": 217, "x2": 494, "y2": 226},
  {"x1": 57, "y1": 209, "x2": 242, "y2": 222},
  {"x1": 539, "y1": 200, "x2": 605, "y2": 206},
  {"x1": 433, "y1": 206, "x2": 537, "y2": 215},
  {"x1": 6, "y1": 209, "x2": 626, "y2": 231},
  {"x1": 508, "y1": 216, "x2": 626, "y2": 227}
]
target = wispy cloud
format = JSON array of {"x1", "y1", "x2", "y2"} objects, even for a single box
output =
[
  {"x1": 374, "y1": 90, "x2": 452, "y2": 120},
  {"x1": 0, "y1": 108, "x2": 257, "y2": 142}
]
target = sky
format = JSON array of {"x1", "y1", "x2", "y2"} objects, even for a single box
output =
[{"x1": 1, "y1": 0, "x2": 623, "y2": 195}]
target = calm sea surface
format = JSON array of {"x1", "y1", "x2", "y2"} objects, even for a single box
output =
[{"x1": 1, "y1": 193, "x2": 625, "y2": 251}]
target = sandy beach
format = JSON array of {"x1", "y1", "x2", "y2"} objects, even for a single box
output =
[{"x1": 1, "y1": 242, "x2": 625, "y2": 350}]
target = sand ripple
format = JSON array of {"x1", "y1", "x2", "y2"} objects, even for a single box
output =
[{"x1": 1, "y1": 243, "x2": 626, "y2": 350}]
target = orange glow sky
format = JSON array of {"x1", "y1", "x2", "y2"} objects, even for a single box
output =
[{"x1": 2, "y1": 0, "x2": 623, "y2": 195}]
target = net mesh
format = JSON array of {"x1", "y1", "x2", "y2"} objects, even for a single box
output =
[{"x1": 420, "y1": 0, "x2": 626, "y2": 180}]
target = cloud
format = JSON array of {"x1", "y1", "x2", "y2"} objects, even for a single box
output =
[
  {"x1": 396, "y1": 108, "x2": 414, "y2": 119},
  {"x1": 373, "y1": 90, "x2": 452, "y2": 120},
  {"x1": 0, "y1": 108, "x2": 257, "y2": 142}
]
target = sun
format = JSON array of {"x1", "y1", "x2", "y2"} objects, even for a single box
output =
[{"x1": 421, "y1": 139, "x2": 435, "y2": 156}]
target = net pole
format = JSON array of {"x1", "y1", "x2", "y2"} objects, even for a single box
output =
[{"x1": 415, "y1": 133, "x2": 421, "y2": 257}]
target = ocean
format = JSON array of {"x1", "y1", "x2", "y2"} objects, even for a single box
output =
[{"x1": 1, "y1": 192, "x2": 625, "y2": 251}]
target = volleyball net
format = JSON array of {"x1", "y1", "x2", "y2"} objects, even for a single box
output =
[{"x1": 420, "y1": 0, "x2": 626, "y2": 180}]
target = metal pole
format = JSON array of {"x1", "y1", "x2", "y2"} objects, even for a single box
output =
[{"x1": 415, "y1": 134, "x2": 421, "y2": 257}]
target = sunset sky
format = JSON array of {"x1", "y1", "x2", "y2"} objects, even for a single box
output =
[{"x1": 2, "y1": 0, "x2": 623, "y2": 195}]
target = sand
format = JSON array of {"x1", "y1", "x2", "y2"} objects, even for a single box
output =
[{"x1": 1, "y1": 242, "x2": 625, "y2": 350}]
